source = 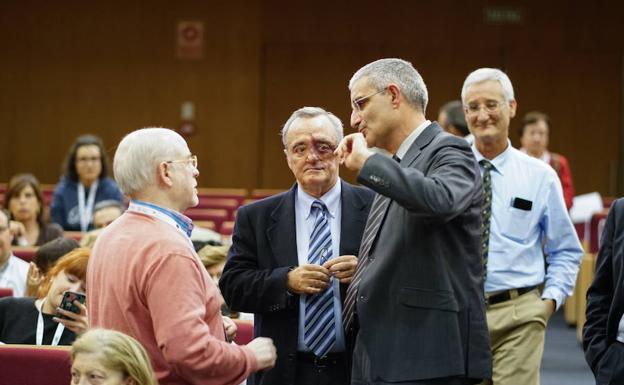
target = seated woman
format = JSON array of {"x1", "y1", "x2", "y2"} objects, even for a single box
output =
[
  {"x1": 4, "y1": 173, "x2": 63, "y2": 246},
  {"x1": 51, "y1": 135, "x2": 124, "y2": 232},
  {"x1": 71, "y1": 329, "x2": 157, "y2": 385},
  {"x1": 26, "y1": 237, "x2": 80, "y2": 297},
  {"x1": 0, "y1": 248, "x2": 89, "y2": 345}
]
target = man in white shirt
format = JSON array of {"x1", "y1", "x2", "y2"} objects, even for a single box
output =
[{"x1": 0, "y1": 208, "x2": 29, "y2": 297}]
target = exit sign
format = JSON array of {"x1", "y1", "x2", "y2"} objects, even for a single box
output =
[{"x1": 484, "y1": 6, "x2": 524, "y2": 25}]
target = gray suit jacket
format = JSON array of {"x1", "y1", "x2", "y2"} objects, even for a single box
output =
[{"x1": 354, "y1": 123, "x2": 492, "y2": 382}]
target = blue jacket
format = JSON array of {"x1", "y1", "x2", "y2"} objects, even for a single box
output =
[{"x1": 50, "y1": 176, "x2": 124, "y2": 231}]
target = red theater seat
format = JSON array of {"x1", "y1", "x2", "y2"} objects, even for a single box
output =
[
  {"x1": 0, "y1": 345, "x2": 72, "y2": 385},
  {"x1": 12, "y1": 246, "x2": 38, "y2": 263},
  {"x1": 220, "y1": 221, "x2": 235, "y2": 236},
  {"x1": 196, "y1": 188, "x2": 247, "y2": 205},
  {"x1": 0, "y1": 288, "x2": 13, "y2": 298},
  {"x1": 184, "y1": 209, "x2": 229, "y2": 230},
  {"x1": 233, "y1": 320, "x2": 253, "y2": 345},
  {"x1": 250, "y1": 188, "x2": 286, "y2": 200}
]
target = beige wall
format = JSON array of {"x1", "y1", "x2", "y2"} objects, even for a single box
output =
[{"x1": 1, "y1": 0, "x2": 622, "y2": 195}]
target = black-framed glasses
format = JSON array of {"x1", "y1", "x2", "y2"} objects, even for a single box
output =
[
  {"x1": 166, "y1": 155, "x2": 198, "y2": 169},
  {"x1": 352, "y1": 88, "x2": 387, "y2": 111}
]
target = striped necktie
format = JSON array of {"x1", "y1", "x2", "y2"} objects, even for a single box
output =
[
  {"x1": 342, "y1": 193, "x2": 391, "y2": 332},
  {"x1": 480, "y1": 159, "x2": 493, "y2": 280},
  {"x1": 303, "y1": 200, "x2": 336, "y2": 357},
  {"x1": 342, "y1": 155, "x2": 398, "y2": 332}
]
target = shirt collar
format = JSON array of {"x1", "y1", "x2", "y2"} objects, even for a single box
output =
[
  {"x1": 472, "y1": 139, "x2": 514, "y2": 176},
  {"x1": 129, "y1": 200, "x2": 194, "y2": 237},
  {"x1": 395, "y1": 120, "x2": 431, "y2": 160},
  {"x1": 296, "y1": 179, "x2": 341, "y2": 220}
]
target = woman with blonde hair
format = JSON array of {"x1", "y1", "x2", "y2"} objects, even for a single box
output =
[
  {"x1": 0, "y1": 248, "x2": 89, "y2": 345},
  {"x1": 71, "y1": 328, "x2": 157, "y2": 385}
]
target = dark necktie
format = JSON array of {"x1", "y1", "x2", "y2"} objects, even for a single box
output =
[
  {"x1": 303, "y1": 200, "x2": 336, "y2": 357},
  {"x1": 342, "y1": 155, "x2": 398, "y2": 331},
  {"x1": 480, "y1": 159, "x2": 493, "y2": 280}
]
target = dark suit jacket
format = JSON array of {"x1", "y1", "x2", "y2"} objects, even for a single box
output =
[
  {"x1": 353, "y1": 123, "x2": 492, "y2": 382},
  {"x1": 584, "y1": 198, "x2": 624, "y2": 374},
  {"x1": 219, "y1": 180, "x2": 374, "y2": 385}
]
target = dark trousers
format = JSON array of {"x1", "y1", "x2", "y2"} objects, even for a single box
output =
[
  {"x1": 294, "y1": 353, "x2": 349, "y2": 385},
  {"x1": 595, "y1": 341, "x2": 624, "y2": 385},
  {"x1": 351, "y1": 332, "x2": 477, "y2": 385}
]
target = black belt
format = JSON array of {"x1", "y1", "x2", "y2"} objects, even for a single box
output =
[
  {"x1": 297, "y1": 352, "x2": 344, "y2": 367},
  {"x1": 486, "y1": 285, "x2": 538, "y2": 306}
]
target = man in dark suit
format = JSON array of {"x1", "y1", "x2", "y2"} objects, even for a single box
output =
[
  {"x1": 335, "y1": 58, "x2": 492, "y2": 385},
  {"x1": 219, "y1": 106, "x2": 374, "y2": 385},
  {"x1": 584, "y1": 198, "x2": 624, "y2": 384}
]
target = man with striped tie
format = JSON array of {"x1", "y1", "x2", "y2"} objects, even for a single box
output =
[
  {"x1": 220, "y1": 107, "x2": 374, "y2": 385},
  {"x1": 335, "y1": 58, "x2": 492, "y2": 385}
]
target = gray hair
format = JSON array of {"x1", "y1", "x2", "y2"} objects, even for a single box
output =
[
  {"x1": 280, "y1": 106, "x2": 344, "y2": 147},
  {"x1": 113, "y1": 128, "x2": 189, "y2": 196},
  {"x1": 349, "y1": 58, "x2": 428, "y2": 113},
  {"x1": 461, "y1": 68, "x2": 515, "y2": 104}
]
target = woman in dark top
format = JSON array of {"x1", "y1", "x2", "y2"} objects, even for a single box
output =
[
  {"x1": 0, "y1": 248, "x2": 89, "y2": 345},
  {"x1": 51, "y1": 135, "x2": 124, "y2": 232},
  {"x1": 4, "y1": 173, "x2": 63, "y2": 246}
]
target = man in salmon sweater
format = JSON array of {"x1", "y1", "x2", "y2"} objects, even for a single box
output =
[{"x1": 87, "y1": 127, "x2": 276, "y2": 385}]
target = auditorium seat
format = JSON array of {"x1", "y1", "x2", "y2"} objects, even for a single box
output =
[
  {"x1": 196, "y1": 187, "x2": 247, "y2": 205},
  {"x1": 0, "y1": 345, "x2": 72, "y2": 385},
  {"x1": 0, "y1": 288, "x2": 13, "y2": 298},
  {"x1": 250, "y1": 188, "x2": 286, "y2": 199},
  {"x1": 194, "y1": 220, "x2": 216, "y2": 230},
  {"x1": 588, "y1": 210, "x2": 609, "y2": 253},
  {"x1": 40, "y1": 184, "x2": 55, "y2": 206},
  {"x1": 233, "y1": 320, "x2": 253, "y2": 345},
  {"x1": 220, "y1": 221, "x2": 235, "y2": 236},
  {"x1": 184, "y1": 209, "x2": 229, "y2": 231},
  {"x1": 12, "y1": 246, "x2": 38, "y2": 263},
  {"x1": 195, "y1": 197, "x2": 240, "y2": 219}
]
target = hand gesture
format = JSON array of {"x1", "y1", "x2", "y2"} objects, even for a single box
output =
[
  {"x1": 287, "y1": 264, "x2": 331, "y2": 295},
  {"x1": 323, "y1": 255, "x2": 358, "y2": 284},
  {"x1": 246, "y1": 337, "x2": 277, "y2": 370},
  {"x1": 334, "y1": 133, "x2": 373, "y2": 171},
  {"x1": 54, "y1": 301, "x2": 89, "y2": 335}
]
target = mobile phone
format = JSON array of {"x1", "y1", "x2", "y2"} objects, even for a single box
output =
[{"x1": 56, "y1": 291, "x2": 86, "y2": 320}]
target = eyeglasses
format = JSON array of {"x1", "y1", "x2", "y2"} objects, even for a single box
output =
[
  {"x1": 166, "y1": 155, "x2": 198, "y2": 169},
  {"x1": 76, "y1": 156, "x2": 101, "y2": 164},
  {"x1": 464, "y1": 100, "x2": 508, "y2": 116},
  {"x1": 352, "y1": 88, "x2": 387, "y2": 111}
]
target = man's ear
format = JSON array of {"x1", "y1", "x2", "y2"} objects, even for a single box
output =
[
  {"x1": 387, "y1": 84, "x2": 401, "y2": 108},
  {"x1": 509, "y1": 99, "x2": 518, "y2": 118},
  {"x1": 157, "y1": 162, "x2": 174, "y2": 187}
]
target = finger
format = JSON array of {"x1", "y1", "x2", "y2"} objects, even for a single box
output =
[
  {"x1": 74, "y1": 301, "x2": 88, "y2": 316},
  {"x1": 339, "y1": 277, "x2": 353, "y2": 284}
]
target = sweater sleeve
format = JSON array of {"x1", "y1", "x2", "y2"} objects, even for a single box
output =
[{"x1": 143, "y1": 252, "x2": 257, "y2": 385}]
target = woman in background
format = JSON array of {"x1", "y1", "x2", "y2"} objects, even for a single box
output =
[
  {"x1": 4, "y1": 173, "x2": 63, "y2": 246},
  {"x1": 71, "y1": 328, "x2": 157, "y2": 385},
  {"x1": 51, "y1": 135, "x2": 124, "y2": 232},
  {"x1": 0, "y1": 248, "x2": 89, "y2": 345},
  {"x1": 26, "y1": 237, "x2": 80, "y2": 297}
]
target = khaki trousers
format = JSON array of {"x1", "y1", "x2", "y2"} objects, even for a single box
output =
[{"x1": 480, "y1": 289, "x2": 550, "y2": 385}]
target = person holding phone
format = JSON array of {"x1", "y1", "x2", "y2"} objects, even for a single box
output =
[{"x1": 0, "y1": 248, "x2": 89, "y2": 345}]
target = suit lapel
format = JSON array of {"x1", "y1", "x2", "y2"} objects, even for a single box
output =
[
  {"x1": 267, "y1": 185, "x2": 299, "y2": 267},
  {"x1": 401, "y1": 122, "x2": 442, "y2": 167}
]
